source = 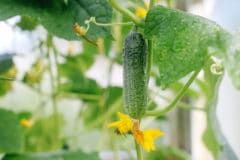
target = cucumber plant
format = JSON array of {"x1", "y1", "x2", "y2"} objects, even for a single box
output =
[{"x1": 0, "y1": 0, "x2": 239, "y2": 160}]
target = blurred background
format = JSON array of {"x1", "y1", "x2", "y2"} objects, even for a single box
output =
[{"x1": 0, "y1": 0, "x2": 239, "y2": 160}]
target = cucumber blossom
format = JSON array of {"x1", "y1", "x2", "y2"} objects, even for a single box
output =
[{"x1": 123, "y1": 31, "x2": 147, "y2": 119}]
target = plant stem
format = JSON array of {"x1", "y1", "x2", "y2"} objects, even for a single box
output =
[
  {"x1": 145, "y1": 69, "x2": 201, "y2": 116},
  {"x1": 159, "y1": 94, "x2": 205, "y2": 111},
  {"x1": 114, "y1": 12, "x2": 123, "y2": 54},
  {"x1": 166, "y1": 0, "x2": 172, "y2": 8},
  {"x1": 135, "y1": 141, "x2": 143, "y2": 160},
  {"x1": 147, "y1": 40, "x2": 153, "y2": 83},
  {"x1": 149, "y1": 0, "x2": 155, "y2": 8},
  {"x1": 46, "y1": 34, "x2": 60, "y2": 144},
  {"x1": 146, "y1": 0, "x2": 155, "y2": 83},
  {"x1": 108, "y1": 0, "x2": 144, "y2": 27},
  {"x1": 0, "y1": 76, "x2": 14, "y2": 81},
  {"x1": 93, "y1": 21, "x2": 133, "y2": 26},
  {"x1": 148, "y1": 91, "x2": 206, "y2": 112},
  {"x1": 58, "y1": 92, "x2": 101, "y2": 101}
]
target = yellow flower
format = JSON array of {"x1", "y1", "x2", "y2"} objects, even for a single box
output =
[
  {"x1": 135, "y1": 6, "x2": 147, "y2": 18},
  {"x1": 73, "y1": 23, "x2": 87, "y2": 36},
  {"x1": 108, "y1": 112, "x2": 164, "y2": 152},
  {"x1": 20, "y1": 118, "x2": 35, "y2": 128},
  {"x1": 107, "y1": 112, "x2": 132, "y2": 134},
  {"x1": 135, "y1": 0, "x2": 162, "y2": 18},
  {"x1": 132, "y1": 120, "x2": 164, "y2": 152}
]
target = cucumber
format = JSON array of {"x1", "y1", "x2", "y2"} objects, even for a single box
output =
[{"x1": 123, "y1": 31, "x2": 147, "y2": 119}]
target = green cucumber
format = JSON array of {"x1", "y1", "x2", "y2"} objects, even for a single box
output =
[{"x1": 123, "y1": 31, "x2": 147, "y2": 119}]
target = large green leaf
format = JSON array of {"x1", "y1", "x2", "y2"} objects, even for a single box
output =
[
  {"x1": 201, "y1": 59, "x2": 238, "y2": 160},
  {"x1": 3, "y1": 150, "x2": 99, "y2": 160},
  {"x1": 0, "y1": 0, "x2": 112, "y2": 40},
  {"x1": 144, "y1": 5, "x2": 229, "y2": 88},
  {"x1": 0, "y1": 108, "x2": 23, "y2": 153}
]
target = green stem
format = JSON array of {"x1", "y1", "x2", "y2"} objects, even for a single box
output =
[
  {"x1": 58, "y1": 92, "x2": 101, "y2": 101},
  {"x1": 159, "y1": 94, "x2": 205, "y2": 111},
  {"x1": 147, "y1": 40, "x2": 153, "y2": 83},
  {"x1": 166, "y1": 0, "x2": 172, "y2": 8},
  {"x1": 145, "y1": 69, "x2": 201, "y2": 116},
  {"x1": 135, "y1": 141, "x2": 143, "y2": 160},
  {"x1": 147, "y1": 0, "x2": 154, "y2": 83},
  {"x1": 46, "y1": 34, "x2": 59, "y2": 144},
  {"x1": 0, "y1": 76, "x2": 14, "y2": 81},
  {"x1": 178, "y1": 103, "x2": 206, "y2": 111},
  {"x1": 93, "y1": 21, "x2": 133, "y2": 26},
  {"x1": 148, "y1": 91, "x2": 206, "y2": 112},
  {"x1": 149, "y1": 0, "x2": 155, "y2": 8},
  {"x1": 114, "y1": 12, "x2": 123, "y2": 54},
  {"x1": 108, "y1": 0, "x2": 144, "y2": 27}
]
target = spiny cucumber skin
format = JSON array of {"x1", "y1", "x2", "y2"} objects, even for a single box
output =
[{"x1": 123, "y1": 31, "x2": 147, "y2": 119}]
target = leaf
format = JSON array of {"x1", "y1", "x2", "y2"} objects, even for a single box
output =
[
  {"x1": 23, "y1": 114, "x2": 65, "y2": 152},
  {"x1": 0, "y1": 108, "x2": 23, "y2": 153},
  {"x1": 224, "y1": 33, "x2": 240, "y2": 89},
  {"x1": 58, "y1": 56, "x2": 102, "y2": 99},
  {"x1": 17, "y1": 16, "x2": 38, "y2": 31},
  {"x1": 3, "y1": 150, "x2": 100, "y2": 160},
  {"x1": 0, "y1": 0, "x2": 112, "y2": 40},
  {"x1": 17, "y1": 111, "x2": 32, "y2": 120},
  {"x1": 0, "y1": 66, "x2": 17, "y2": 96},
  {"x1": 0, "y1": 54, "x2": 14, "y2": 74},
  {"x1": 144, "y1": 5, "x2": 229, "y2": 88},
  {"x1": 144, "y1": 146, "x2": 191, "y2": 160},
  {"x1": 201, "y1": 59, "x2": 238, "y2": 160}
]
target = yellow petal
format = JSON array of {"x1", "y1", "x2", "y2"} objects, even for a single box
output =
[
  {"x1": 132, "y1": 122, "x2": 164, "y2": 152},
  {"x1": 141, "y1": 129, "x2": 164, "y2": 152},
  {"x1": 107, "y1": 121, "x2": 120, "y2": 128},
  {"x1": 135, "y1": 6, "x2": 147, "y2": 18},
  {"x1": 143, "y1": 129, "x2": 164, "y2": 138},
  {"x1": 107, "y1": 112, "x2": 132, "y2": 134}
]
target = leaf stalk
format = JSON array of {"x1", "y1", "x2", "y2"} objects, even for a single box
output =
[{"x1": 145, "y1": 69, "x2": 201, "y2": 116}]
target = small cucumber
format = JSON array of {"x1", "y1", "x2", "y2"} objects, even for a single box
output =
[{"x1": 123, "y1": 31, "x2": 147, "y2": 119}]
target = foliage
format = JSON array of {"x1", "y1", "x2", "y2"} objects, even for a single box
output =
[
  {"x1": 0, "y1": 54, "x2": 17, "y2": 96},
  {"x1": 23, "y1": 114, "x2": 65, "y2": 152},
  {"x1": 145, "y1": 6, "x2": 229, "y2": 88},
  {"x1": 0, "y1": 109, "x2": 23, "y2": 153},
  {"x1": 17, "y1": 16, "x2": 38, "y2": 31},
  {"x1": 201, "y1": 59, "x2": 238, "y2": 160},
  {"x1": 0, "y1": 0, "x2": 112, "y2": 40},
  {"x1": 0, "y1": 0, "x2": 239, "y2": 160},
  {"x1": 0, "y1": 54, "x2": 14, "y2": 74},
  {"x1": 3, "y1": 150, "x2": 99, "y2": 160}
]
